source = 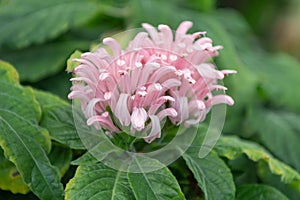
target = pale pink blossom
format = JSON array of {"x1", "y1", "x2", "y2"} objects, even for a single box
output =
[{"x1": 68, "y1": 21, "x2": 236, "y2": 143}]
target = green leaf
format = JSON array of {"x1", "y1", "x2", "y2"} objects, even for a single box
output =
[
  {"x1": 258, "y1": 162, "x2": 300, "y2": 200},
  {"x1": 65, "y1": 163, "x2": 135, "y2": 200},
  {"x1": 0, "y1": 67, "x2": 63, "y2": 199},
  {"x1": 128, "y1": 156, "x2": 185, "y2": 200},
  {"x1": 170, "y1": 124, "x2": 236, "y2": 200},
  {"x1": 215, "y1": 136, "x2": 300, "y2": 184},
  {"x1": 66, "y1": 50, "x2": 82, "y2": 73},
  {"x1": 48, "y1": 144, "x2": 72, "y2": 177},
  {"x1": 71, "y1": 152, "x2": 97, "y2": 166},
  {"x1": 246, "y1": 108, "x2": 300, "y2": 172},
  {"x1": 0, "y1": 0, "x2": 99, "y2": 49},
  {"x1": 71, "y1": 139, "x2": 116, "y2": 165},
  {"x1": 0, "y1": 144, "x2": 72, "y2": 195},
  {"x1": 0, "y1": 40, "x2": 89, "y2": 82},
  {"x1": 0, "y1": 60, "x2": 19, "y2": 83},
  {"x1": 236, "y1": 184, "x2": 289, "y2": 200},
  {"x1": 0, "y1": 62, "x2": 56, "y2": 196},
  {"x1": 33, "y1": 88, "x2": 69, "y2": 107},
  {"x1": 0, "y1": 148, "x2": 29, "y2": 194},
  {"x1": 0, "y1": 84, "x2": 51, "y2": 153},
  {"x1": 34, "y1": 89, "x2": 85, "y2": 149},
  {"x1": 182, "y1": 150, "x2": 235, "y2": 200},
  {"x1": 227, "y1": 155, "x2": 258, "y2": 185}
]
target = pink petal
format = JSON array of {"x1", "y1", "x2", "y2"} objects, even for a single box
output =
[
  {"x1": 209, "y1": 85, "x2": 228, "y2": 91},
  {"x1": 142, "y1": 83, "x2": 163, "y2": 106},
  {"x1": 178, "y1": 79, "x2": 194, "y2": 97},
  {"x1": 81, "y1": 52, "x2": 109, "y2": 70},
  {"x1": 184, "y1": 113, "x2": 206, "y2": 126},
  {"x1": 144, "y1": 115, "x2": 161, "y2": 143},
  {"x1": 158, "y1": 24, "x2": 173, "y2": 49},
  {"x1": 70, "y1": 77, "x2": 96, "y2": 90},
  {"x1": 85, "y1": 98, "x2": 101, "y2": 118},
  {"x1": 95, "y1": 47, "x2": 111, "y2": 59},
  {"x1": 195, "y1": 37, "x2": 212, "y2": 45},
  {"x1": 192, "y1": 31, "x2": 206, "y2": 39},
  {"x1": 210, "y1": 45, "x2": 223, "y2": 51},
  {"x1": 149, "y1": 66, "x2": 176, "y2": 83},
  {"x1": 178, "y1": 96, "x2": 189, "y2": 123},
  {"x1": 119, "y1": 73, "x2": 131, "y2": 93},
  {"x1": 87, "y1": 113, "x2": 120, "y2": 132},
  {"x1": 109, "y1": 89, "x2": 120, "y2": 111},
  {"x1": 104, "y1": 92, "x2": 112, "y2": 100},
  {"x1": 187, "y1": 51, "x2": 211, "y2": 65},
  {"x1": 188, "y1": 100, "x2": 206, "y2": 112},
  {"x1": 138, "y1": 62, "x2": 160, "y2": 87},
  {"x1": 157, "y1": 108, "x2": 178, "y2": 120},
  {"x1": 114, "y1": 93, "x2": 131, "y2": 126},
  {"x1": 176, "y1": 21, "x2": 193, "y2": 38},
  {"x1": 99, "y1": 72, "x2": 117, "y2": 92},
  {"x1": 142, "y1": 23, "x2": 159, "y2": 42},
  {"x1": 103, "y1": 37, "x2": 122, "y2": 57},
  {"x1": 221, "y1": 70, "x2": 237, "y2": 75},
  {"x1": 209, "y1": 95, "x2": 234, "y2": 106},
  {"x1": 131, "y1": 67, "x2": 142, "y2": 91},
  {"x1": 131, "y1": 107, "x2": 148, "y2": 131},
  {"x1": 161, "y1": 78, "x2": 181, "y2": 89},
  {"x1": 196, "y1": 63, "x2": 224, "y2": 79},
  {"x1": 128, "y1": 32, "x2": 149, "y2": 49},
  {"x1": 132, "y1": 88, "x2": 147, "y2": 108},
  {"x1": 148, "y1": 96, "x2": 175, "y2": 115},
  {"x1": 68, "y1": 91, "x2": 90, "y2": 102},
  {"x1": 74, "y1": 64, "x2": 99, "y2": 82}
]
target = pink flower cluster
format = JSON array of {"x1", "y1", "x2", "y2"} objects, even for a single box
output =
[{"x1": 68, "y1": 21, "x2": 236, "y2": 143}]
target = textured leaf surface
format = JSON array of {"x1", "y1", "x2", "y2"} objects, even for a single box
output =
[
  {"x1": 0, "y1": 60, "x2": 19, "y2": 83},
  {"x1": 258, "y1": 162, "x2": 300, "y2": 200},
  {"x1": 236, "y1": 184, "x2": 289, "y2": 200},
  {"x1": 0, "y1": 81, "x2": 50, "y2": 153},
  {"x1": 183, "y1": 150, "x2": 235, "y2": 200},
  {"x1": 215, "y1": 136, "x2": 300, "y2": 184},
  {"x1": 128, "y1": 156, "x2": 185, "y2": 200},
  {"x1": 65, "y1": 163, "x2": 135, "y2": 200},
  {"x1": 34, "y1": 89, "x2": 84, "y2": 149},
  {"x1": 0, "y1": 0, "x2": 99, "y2": 48},
  {"x1": 48, "y1": 144, "x2": 72, "y2": 177},
  {"x1": 0, "y1": 64, "x2": 64, "y2": 199},
  {"x1": 71, "y1": 139, "x2": 116, "y2": 165},
  {"x1": 0, "y1": 148, "x2": 29, "y2": 194},
  {"x1": 246, "y1": 108, "x2": 300, "y2": 172}
]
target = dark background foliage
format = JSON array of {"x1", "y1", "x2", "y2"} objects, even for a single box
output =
[{"x1": 1, "y1": 0, "x2": 300, "y2": 199}]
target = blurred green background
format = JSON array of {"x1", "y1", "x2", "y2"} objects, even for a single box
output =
[
  {"x1": 1, "y1": 0, "x2": 300, "y2": 199},
  {"x1": 1, "y1": 0, "x2": 300, "y2": 98}
]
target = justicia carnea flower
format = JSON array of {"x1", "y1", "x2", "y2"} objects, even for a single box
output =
[{"x1": 68, "y1": 21, "x2": 236, "y2": 143}]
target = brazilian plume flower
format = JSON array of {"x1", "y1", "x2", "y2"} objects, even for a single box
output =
[{"x1": 68, "y1": 21, "x2": 236, "y2": 143}]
